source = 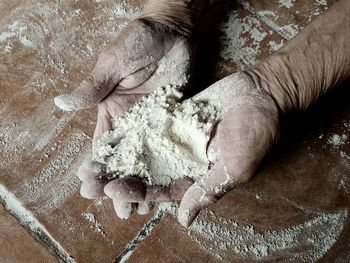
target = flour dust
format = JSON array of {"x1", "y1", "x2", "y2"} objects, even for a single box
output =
[{"x1": 96, "y1": 86, "x2": 222, "y2": 186}]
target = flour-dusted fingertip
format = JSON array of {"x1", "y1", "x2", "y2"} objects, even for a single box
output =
[
  {"x1": 178, "y1": 207, "x2": 197, "y2": 228},
  {"x1": 137, "y1": 202, "x2": 154, "y2": 215},
  {"x1": 178, "y1": 208, "x2": 190, "y2": 227},
  {"x1": 113, "y1": 199, "x2": 133, "y2": 220},
  {"x1": 104, "y1": 177, "x2": 146, "y2": 202},
  {"x1": 80, "y1": 181, "x2": 106, "y2": 199},
  {"x1": 104, "y1": 181, "x2": 117, "y2": 198},
  {"x1": 54, "y1": 94, "x2": 76, "y2": 111}
]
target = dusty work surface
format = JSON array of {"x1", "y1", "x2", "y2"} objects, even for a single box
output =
[{"x1": 0, "y1": 0, "x2": 349, "y2": 262}]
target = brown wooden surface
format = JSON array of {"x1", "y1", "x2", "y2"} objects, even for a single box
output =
[
  {"x1": 0, "y1": 204, "x2": 58, "y2": 263},
  {"x1": 1, "y1": 0, "x2": 349, "y2": 262}
]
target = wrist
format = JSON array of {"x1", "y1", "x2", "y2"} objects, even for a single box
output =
[
  {"x1": 137, "y1": 0, "x2": 206, "y2": 37},
  {"x1": 244, "y1": 57, "x2": 299, "y2": 114},
  {"x1": 245, "y1": 0, "x2": 350, "y2": 115}
]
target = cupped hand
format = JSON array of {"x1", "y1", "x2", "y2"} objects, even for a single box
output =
[
  {"x1": 54, "y1": 17, "x2": 193, "y2": 216},
  {"x1": 177, "y1": 72, "x2": 280, "y2": 227},
  {"x1": 101, "y1": 72, "x2": 280, "y2": 224}
]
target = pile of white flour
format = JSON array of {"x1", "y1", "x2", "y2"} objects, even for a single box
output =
[{"x1": 95, "y1": 85, "x2": 221, "y2": 186}]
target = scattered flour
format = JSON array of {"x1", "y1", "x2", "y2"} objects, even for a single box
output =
[
  {"x1": 280, "y1": 23, "x2": 300, "y2": 39},
  {"x1": 220, "y1": 12, "x2": 267, "y2": 67},
  {"x1": 94, "y1": 197, "x2": 108, "y2": 210},
  {"x1": 110, "y1": 0, "x2": 142, "y2": 19},
  {"x1": 189, "y1": 209, "x2": 347, "y2": 262},
  {"x1": 315, "y1": 0, "x2": 328, "y2": 6},
  {"x1": 328, "y1": 134, "x2": 348, "y2": 147},
  {"x1": 220, "y1": 11, "x2": 284, "y2": 68},
  {"x1": 15, "y1": 130, "x2": 90, "y2": 215},
  {"x1": 278, "y1": 0, "x2": 295, "y2": 9},
  {"x1": 96, "y1": 86, "x2": 222, "y2": 186},
  {"x1": 237, "y1": 0, "x2": 331, "y2": 41},
  {"x1": 158, "y1": 202, "x2": 179, "y2": 215},
  {"x1": 268, "y1": 40, "x2": 285, "y2": 52},
  {"x1": 82, "y1": 211, "x2": 106, "y2": 237}
]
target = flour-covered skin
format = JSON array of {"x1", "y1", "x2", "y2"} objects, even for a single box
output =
[
  {"x1": 178, "y1": 0, "x2": 350, "y2": 227},
  {"x1": 55, "y1": 0, "x2": 350, "y2": 225},
  {"x1": 54, "y1": 0, "x2": 205, "y2": 217},
  {"x1": 104, "y1": 0, "x2": 350, "y2": 226},
  {"x1": 55, "y1": 20, "x2": 192, "y2": 149},
  {"x1": 95, "y1": 85, "x2": 222, "y2": 186},
  {"x1": 101, "y1": 73, "x2": 279, "y2": 226},
  {"x1": 177, "y1": 72, "x2": 280, "y2": 226}
]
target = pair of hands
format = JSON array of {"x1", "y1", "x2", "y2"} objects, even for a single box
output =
[{"x1": 55, "y1": 18, "x2": 280, "y2": 227}]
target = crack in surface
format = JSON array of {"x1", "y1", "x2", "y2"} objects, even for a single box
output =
[
  {"x1": 113, "y1": 208, "x2": 165, "y2": 263},
  {"x1": 0, "y1": 183, "x2": 75, "y2": 263}
]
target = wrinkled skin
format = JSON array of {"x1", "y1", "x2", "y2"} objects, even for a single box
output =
[
  {"x1": 177, "y1": 73, "x2": 280, "y2": 226},
  {"x1": 55, "y1": 19, "x2": 280, "y2": 226},
  {"x1": 52, "y1": 0, "x2": 349, "y2": 228},
  {"x1": 55, "y1": 18, "x2": 193, "y2": 217},
  {"x1": 101, "y1": 73, "x2": 280, "y2": 226}
]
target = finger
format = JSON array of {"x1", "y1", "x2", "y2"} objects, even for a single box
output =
[
  {"x1": 104, "y1": 177, "x2": 193, "y2": 203},
  {"x1": 92, "y1": 106, "x2": 113, "y2": 156},
  {"x1": 112, "y1": 198, "x2": 133, "y2": 220},
  {"x1": 177, "y1": 164, "x2": 237, "y2": 228},
  {"x1": 77, "y1": 162, "x2": 108, "y2": 199},
  {"x1": 80, "y1": 181, "x2": 106, "y2": 199},
  {"x1": 145, "y1": 178, "x2": 193, "y2": 202},
  {"x1": 136, "y1": 202, "x2": 154, "y2": 215},
  {"x1": 104, "y1": 177, "x2": 146, "y2": 201},
  {"x1": 54, "y1": 56, "x2": 119, "y2": 111},
  {"x1": 118, "y1": 63, "x2": 157, "y2": 90},
  {"x1": 77, "y1": 161, "x2": 103, "y2": 181},
  {"x1": 177, "y1": 181, "x2": 218, "y2": 228}
]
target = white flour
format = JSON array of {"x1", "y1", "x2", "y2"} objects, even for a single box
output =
[
  {"x1": 278, "y1": 0, "x2": 295, "y2": 9},
  {"x1": 220, "y1": 12, "x2": 269, "y2": 68},
  {"x1": 189, "y1": 209, "x2": 347, "y2": 262},
  {"x1": 96, "y1": 86, "x2": 222, "y2": 186},
  {"x1": 81, "y1": 211, "x2": 106, "y2": 237},
  {"x1": 1, "y1": 0, "x2": 347, "y2": 262},
  {"x1": 328, "y1": 133, "x2": 348, "y2": 147}
]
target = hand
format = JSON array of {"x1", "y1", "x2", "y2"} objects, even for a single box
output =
[
  {"x1": 55, "y1": 19, "x2": 192, "y2": 146},
  {"x1": 98, "y1": 0, "x2": 350, "y2": 224},
  {"x1": 177, "y1": 72, "x2": 280, "y2": 227},
  {"x1": 54, "y1": 17, "x2": 193, "y2": 216},
  {"x1": 100, "y1": 72, "x2": 280, "y2": 224}
]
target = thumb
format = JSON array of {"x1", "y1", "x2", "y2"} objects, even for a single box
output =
[
  {"x1": 177, "y1": 181, "x2": 218, "y2": 228},
  {"x1": 55, "y1": 58, "x2": 120, "y2": 111},
  {"x1": 177, "y1": 166, "x2": 237, "y2": 227}
]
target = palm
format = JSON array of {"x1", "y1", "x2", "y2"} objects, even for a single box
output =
[
  {"x1": 93, "y1": 92, "x2": 145, "y2": 153},
  {"x1": 178, "y1": 73, "x2": 280, "y2": 227},
  {"x1": 54, "y1": 18, "x2": 193, "y2": 219},
  {"x1": 55, "y1": 19, "x2": 191, "y2": 113},
  {"x1": 93, "y1": 34, "x2": 192, "y2": 151},
  {"x1": 209, "y1": 103, "x2": 279, "y2": 187}
]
